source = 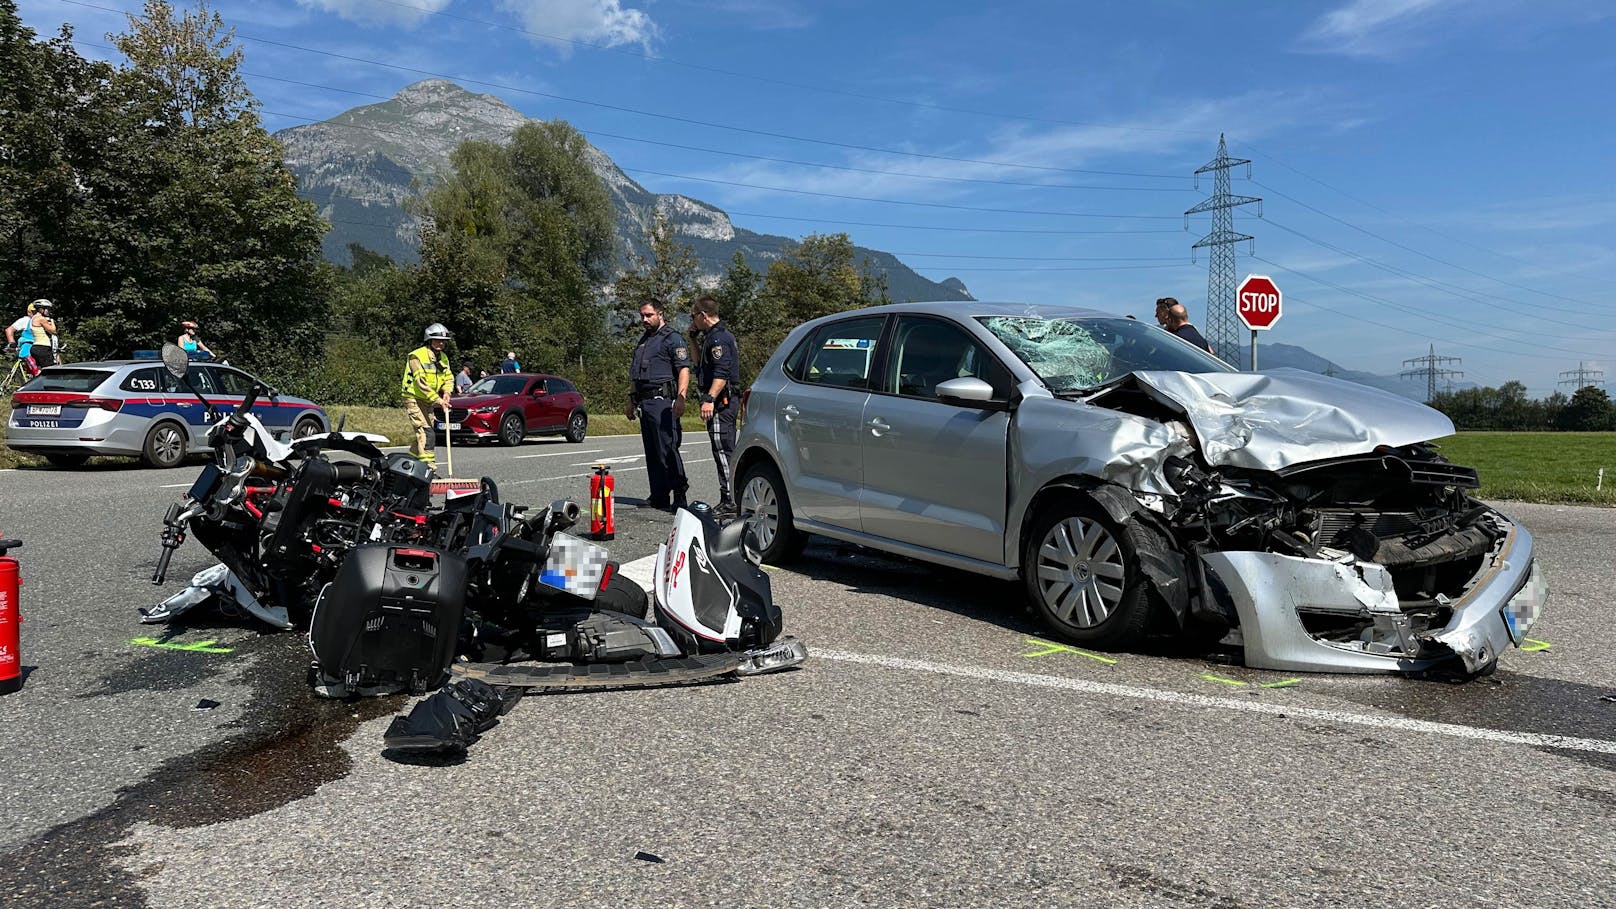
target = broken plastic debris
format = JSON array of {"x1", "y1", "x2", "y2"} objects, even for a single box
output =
[
  {"x1": 194, "y1": 699, "x2": 221, "y2": 710},
  {"x1": 634, "y1": 851, "x2": 665, "y2": 864}
]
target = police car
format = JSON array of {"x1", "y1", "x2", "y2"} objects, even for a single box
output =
[{"x1": 6, "y1": 359, "x2": 328, "y2": 468}]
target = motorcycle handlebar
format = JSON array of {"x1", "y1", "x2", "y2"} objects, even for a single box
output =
[
  {"x1": 229, "y1": 383, "x2": 262, "y2": 428},
  {"x1": 152, "y1": 543, "x2": 176, "y2": 585}
]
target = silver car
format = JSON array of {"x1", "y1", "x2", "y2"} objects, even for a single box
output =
[
  {"x1": 7, "y1": 359, "x2": 328, "y2": 468},
  {"x1": 734, "y1": 302, "x2": 1545, "y2": 675}
]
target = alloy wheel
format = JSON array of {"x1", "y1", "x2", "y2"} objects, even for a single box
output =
[{"x1": 741, "y1": 475, "x2": 780, "y2": 551}]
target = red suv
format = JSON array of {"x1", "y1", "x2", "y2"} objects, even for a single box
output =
[{"x1": 438, "y1": 373, "x2": 588, "y2": 446}]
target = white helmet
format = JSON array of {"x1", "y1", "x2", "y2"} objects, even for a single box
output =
[
  {"x1": 31, "y1": 298, "x2": 52, "y2": 310},
  {"x1": 423, "y1": 322, "x2": 452, "y2": 341}
]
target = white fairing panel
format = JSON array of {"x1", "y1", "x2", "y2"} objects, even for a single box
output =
[{"x1": 653, "y1": 510, "x2": 742, "y2": 642}]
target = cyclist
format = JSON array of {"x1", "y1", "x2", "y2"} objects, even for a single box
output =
[
  {"x1": 177, "y1": 320, "x2": 215, "y2": 358},
  {"x1": 26, "y1": 300, "x2": 58, "y2": 370}
]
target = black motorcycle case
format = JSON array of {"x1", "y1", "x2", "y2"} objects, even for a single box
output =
[{"x1": 309, "y1": 543, "x2": 467, "y2": 693}]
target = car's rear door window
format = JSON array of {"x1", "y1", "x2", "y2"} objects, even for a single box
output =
[
  {"x1": 21, "y1": 368, "x2": 112, "y2": 393},
  {"x1": 884, "y1": 317, "x2": 1011, "y2": 399},
  {"x1": 787, "y1": 316, "x2": 886, "y2": 390},
  {"x1": 208, "y1": 367, "x2": 256, "y2": 397}
]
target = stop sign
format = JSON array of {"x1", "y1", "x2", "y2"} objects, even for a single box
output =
[{"x1": 1237, "y1": 275, "x2": 1282, "y2": 330}]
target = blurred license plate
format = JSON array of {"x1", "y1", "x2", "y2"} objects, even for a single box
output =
[
  {"x1": 29, "y1": 405, "x2": 61, "y2": 416},
  {"x1": 436, "y1": 422, "x2": 461, "y2": 431}
]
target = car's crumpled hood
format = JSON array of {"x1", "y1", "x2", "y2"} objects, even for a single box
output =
[{"x1": 1124, "y1": 368, "x2": 1456, "y2": 472}]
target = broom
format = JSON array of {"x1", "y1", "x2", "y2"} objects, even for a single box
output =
[{"x1": 430, "y1": 400, "x2": 482, "y2": 496}]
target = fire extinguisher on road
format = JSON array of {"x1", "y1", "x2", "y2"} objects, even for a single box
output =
[
  {"x1": 589, "y1": 465, "x2": 615, "y2": 541},
  {"x1": 1, "y1": 536, "x2": 23, "y2": 696}
]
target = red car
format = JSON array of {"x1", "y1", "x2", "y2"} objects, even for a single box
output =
[{"x1": 438, "y1": 373, "x2": 589, "y2": 446}]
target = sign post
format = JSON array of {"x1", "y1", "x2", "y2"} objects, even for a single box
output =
[{"x1": 1236, "y1": 274, "x2": 1282, "y2": 371}]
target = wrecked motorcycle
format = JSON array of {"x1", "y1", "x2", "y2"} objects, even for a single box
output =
[{"x1": 142, "y1": 343, "x2": 806, "y2": 735}]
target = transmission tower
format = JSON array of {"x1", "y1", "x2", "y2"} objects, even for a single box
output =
[
  {"x1": 1185, "y1": 134, "x2": 1262, "y2": 361},
  {"x1": 1558, "y1": 361, "x2": 1606, "y2": 390},
  {"x1": 1400, "y1": 344, "x2": 1464, "y2": 402}
]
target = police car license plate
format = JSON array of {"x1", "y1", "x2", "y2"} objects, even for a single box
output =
[
  {"x1": 436, "y1": 422, "x2": 460, "y2": 431},
  {"x1": 28, "y1": 405, "x2": 60, "y2": 416}
]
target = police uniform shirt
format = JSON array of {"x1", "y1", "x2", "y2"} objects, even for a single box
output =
[
  {"x1": 698, "y1": 321, "x2": 738, "y2": 407},
  {"x1": 631, "y1": 324, "x2": 692, "y2": 393}
]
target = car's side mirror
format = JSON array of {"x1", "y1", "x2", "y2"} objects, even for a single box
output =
[{"x1": 936, "y1": 377, "x2": 1009, "y2": 411}]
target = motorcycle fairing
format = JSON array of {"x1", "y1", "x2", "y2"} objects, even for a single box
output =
[{"x1": 140, "y1": 562, "x2": 292, "y2": 629}]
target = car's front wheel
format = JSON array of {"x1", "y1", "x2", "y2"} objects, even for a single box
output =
[
  {"x1": 498, "y1": 413, "x2": 525, "y2": 447},
  {"x1": 737, "y1": 460, "x2": 806, "y2": 565},
  {"x1": 141, "y1": 422, "x2": 189, "y2": 469},
  {"x1": 1023, "y1": 494, "x2": 1159, "y2": 650},
  {"x1": 293, "y1": 416, "x2": 323, "y2": 439},
  {"x1": 564, "y1": 410, "x2": 587, "y2": 443}
]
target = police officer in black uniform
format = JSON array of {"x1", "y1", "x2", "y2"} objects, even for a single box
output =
[
  {"x1": 627, "y1": 298, "x2": 692, "y2": 510},
  {"x1": 691, "y1": 294, "x2": 740, "y2": 514}
]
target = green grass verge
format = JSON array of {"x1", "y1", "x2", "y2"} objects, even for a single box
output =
[{"x1": 1434, "y1": 432, "x2": 1616, "y2": 506}]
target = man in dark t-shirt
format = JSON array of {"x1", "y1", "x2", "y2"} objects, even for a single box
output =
[{"x1": 1155, "y1": 296, "x2": 1214, "y2": 356}]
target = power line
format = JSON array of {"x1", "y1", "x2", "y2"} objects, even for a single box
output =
[
  {"x1": 1400, "y1": 345, "x2": 1464, "y2": 403},
  {"x1": 1558, "y1": 362, "x2": 1606, "y2": 390},
  {"x1": 1185, "y1": 135, "x2": 1261, "y2": 361}
]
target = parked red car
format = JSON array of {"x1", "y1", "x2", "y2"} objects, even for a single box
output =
[{"x1": 437, "y1": 373, "x2": 588, "y2": 446}]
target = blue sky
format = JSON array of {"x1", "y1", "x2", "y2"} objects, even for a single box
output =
[{"x1": 20, "y1": 0, "x2": 1615, "y2": 395}]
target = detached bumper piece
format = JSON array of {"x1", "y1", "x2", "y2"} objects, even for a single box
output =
[
  {"x1": 736, "y1": 635, "x2": 809, "y2": 676},
  {"x1": 1202, "y1": 521, "x2": 1545, "y2": 675}
]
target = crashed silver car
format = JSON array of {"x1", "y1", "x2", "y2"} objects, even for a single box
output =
[{"x1": 734, "y1": 302, "x2": 1545, "y2": 675}]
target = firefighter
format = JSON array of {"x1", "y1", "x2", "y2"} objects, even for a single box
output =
[
  {"x1": 627, "y1": 298, "x2": 691, "y2": 510},
  {"x1": 690, "y1": 294, "x2": 740, "y2": 514},
  {"x1": 402, "y1": 323, "x2": 455, "y2": 475}
]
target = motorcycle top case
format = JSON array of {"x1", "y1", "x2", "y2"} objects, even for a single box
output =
[{"x1": 309, "y1": 543, "x2": 467, "y2": 692}]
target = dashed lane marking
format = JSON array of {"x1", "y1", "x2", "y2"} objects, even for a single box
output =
[{"x1": 813, "y1": 649, "x2": 1616, "y2": 755}]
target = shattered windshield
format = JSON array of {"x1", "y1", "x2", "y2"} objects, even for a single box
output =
[{"x1": 977, "y1": 316, "x2": 1232, "y2": 393}]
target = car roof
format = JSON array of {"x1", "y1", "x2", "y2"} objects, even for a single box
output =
[
  {"x1": 814, "y1": 300, "x2": 1123, "y2": 321},
  {"x1": 51, "y1": 360, "x2": 246, "y2": 370}
]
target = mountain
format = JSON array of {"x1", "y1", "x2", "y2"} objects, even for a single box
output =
[
  {"x1": 1245, "y1": 341, "x2": 1466, "y2": 401},
  {"x1": 275, "y1": 80, "x2": 972, "y2": 303}
]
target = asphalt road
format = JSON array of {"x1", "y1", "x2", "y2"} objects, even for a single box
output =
[{"x1": 1, "y1": 432, "x2": 1613, "y2": 909}]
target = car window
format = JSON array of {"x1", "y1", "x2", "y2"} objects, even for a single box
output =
[
  {"x1": 885, "y1": 317, "x2": 1010, "y2": 399},
  {"x1": 21, "y1": 368, "x2": 112, "y2": 393},
  {"x1": 183, "y1": 365, "x2": 217, "y2": 395},
  {"x1": 119, "y1": 368, "x2": 165, "y2": 394},
  {"x1": 789, "y1": 316, "x2": 885, "y2": 390},
  {"x1": 528, "y1": 378, "x2": 548, "y2": 395},
  {"x1": 208, "y1": 367, "x2": 256, "y2": 396},
  {"x1": 977, "y1": 315, "x2": 1232, "y2": 393},
  {"x1": 548, "y1": 379, "x2": 574, "y2": 394},
  {"x1": 468, "y1": 375, "x2": 528, "y2": 395}
]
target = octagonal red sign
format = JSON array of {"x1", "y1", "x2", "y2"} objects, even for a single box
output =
[{"x1": 1237, "y1": 274, "x2": 1282, "y2": 331}]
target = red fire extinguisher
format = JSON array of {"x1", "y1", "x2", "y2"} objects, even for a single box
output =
[
  {"x1": 589, "y1": 465, "x2": 615, "y2": 541},
  {"x1": 1, "y1": 536, "x2": 23, "y2": 696}
]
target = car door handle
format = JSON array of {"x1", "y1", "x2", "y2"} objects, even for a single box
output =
[
  {"x1": 867, "y1": 417, "x2": 890, "y2": 436},
  {"x1": 782, "y1": 404, "x2": 799, "y2": 422}
]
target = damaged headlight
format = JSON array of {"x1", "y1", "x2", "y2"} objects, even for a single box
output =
[{"x1": 736, "y1": 636, "x2": 808, "y2": 675}]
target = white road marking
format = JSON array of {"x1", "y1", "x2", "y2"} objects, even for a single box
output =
[
  {"x1": 159, "y1": 483, "x2": 191, "y2": 488},
  {"x1": 514, "y1": 449, "x2": 603, "y2": 459},
  {"x1": 617, "y1": 554, "x2": 658, "y2": 592},
  {"x1": 574, "y1": 455, "x2": 641, "y2": 466},
  {"x1": 813, "y1": 649, "x2": 1616, "y2": 755}
]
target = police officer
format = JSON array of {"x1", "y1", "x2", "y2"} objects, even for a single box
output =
[
  {"x1": 627, "y1": 298, "x2": 692, "y2": 510},
  {"x1": 403, "y1": 323, "x2": 455, "y2": 476},
  {"x1": 690, "y1": 295, "x2": 740, "y2": 514}
]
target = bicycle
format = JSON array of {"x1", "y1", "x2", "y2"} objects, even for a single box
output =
[{"x1": 1, "y1": 344, "x2": 38, "y2": 398}]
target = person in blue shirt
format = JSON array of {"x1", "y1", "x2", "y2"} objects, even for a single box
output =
[
  {"x1": 177, "y1": 320, "x2": 215, "y2": 359},
  {"x1": 499, "y1": 351, "x2": 520, "y2": 374},
  {"x1": 690, "y1": 294, "x2": 741, "y2": 514},
  {"x1": 627, "y1": 298, "x2": 691, "y2": 510}
]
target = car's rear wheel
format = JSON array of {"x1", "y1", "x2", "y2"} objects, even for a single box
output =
[
  {"x1": 141, "y1": 422, "x2": 188, "y2": 469},
  {"x1": 1023, "y1": 494, "x2": 1157, "y2": 650},
  {"x1": 564, "y1": 410, "x2": 587, "y2": 443},
  {"x1": 738, "y1": 461, "x2": 806, "y2": 565},
  {"x1": 292, "y1": 416, "x2": 323, "y2": 439},
  {"x1": 45, "y1": 453, "x2": 89, "y2": 468},
  {"x1": 498, "y1": 413, "x2": 525, "y2": 447}
]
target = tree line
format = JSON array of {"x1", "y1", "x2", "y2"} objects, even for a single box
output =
[
  {"x1": 1427, "y1": 381, "x2": 1615, "y2": 432},
  {"x1": 2, "y1": 0, "x2": 888, "y2": 409}
]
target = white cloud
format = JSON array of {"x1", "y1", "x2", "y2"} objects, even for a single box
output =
[
  {"x1": 295, "y1": 0, "x2": 454, "y2": 28},
  {"x1": 1296, "y1": 0, "x2": 1455, "y2": 58},
  {"x1": 496, "y1": 0, "x2": 658, "y2": 51}
]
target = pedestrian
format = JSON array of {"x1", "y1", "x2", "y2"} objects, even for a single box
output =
[
  {"x1": 24, "y1": 299, "x2": 57, "y2": 370},
  {"x1": 402, "y1": 323, "x2": 455, "y2": 476},
  {"x1": 1155, "y1": 296, "x2": 1214, "y2": 355},
  {"x1": 454, "y1": 361, "x2": 474, "y2": 395},
  {"x1": 177, "y1": 320, "x2": 215, "y2": 359},
  {"x1": 499, "y1": 350, "x2": 521, "y2": 374},
  {"x1": 478, "y1": 368, "x2": 490, "y2": 381},
  {"x1": 627, "y1": 298, "x2": 691, "y2": 510},
  {"x1": 690, "y1": 294, "x2": 740, "y2": 514}
]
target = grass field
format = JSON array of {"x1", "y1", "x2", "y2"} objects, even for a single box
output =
[
  {"x1": 5, "y1": 399, "x2": 1613, "y2": 505},
  {"x1": 1435, "y1": 432, "x2": 1616, "y2": 506}
]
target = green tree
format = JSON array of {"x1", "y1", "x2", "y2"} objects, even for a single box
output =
[
  {"x1": 612, "y1": 212, "x2": 701, "y2": 328},
  {"x1": 1557, "y1": 385, "x2": 1616, "y2": 431}
]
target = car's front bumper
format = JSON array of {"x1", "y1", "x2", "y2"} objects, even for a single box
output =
[{"x1": 1201, "y1": 519, "x2": 1545, "y2": 674}]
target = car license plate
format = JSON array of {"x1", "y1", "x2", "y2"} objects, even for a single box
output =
[
  {"x1": 437, "y1": 422, "x2": 461, "y2": 431},
  {"x1": 29, "y1": 419, "x2": 59, "y2": 428},
  {"x1": 28, "y1": 405, "x2": 61, "y2": 416}
]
